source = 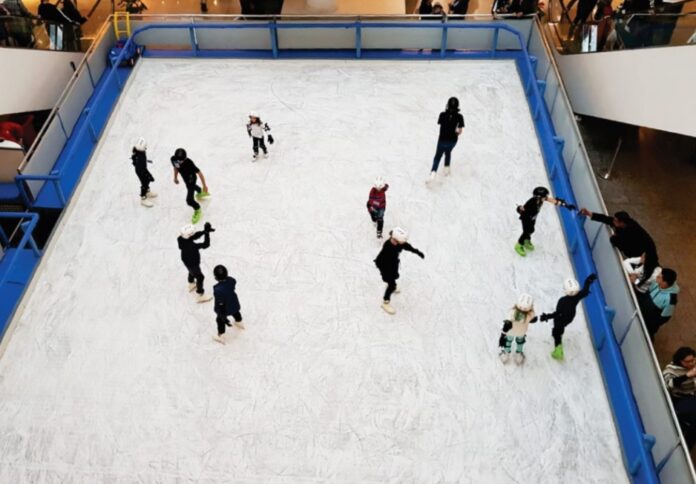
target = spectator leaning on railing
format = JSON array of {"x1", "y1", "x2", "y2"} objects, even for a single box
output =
[
  {"x1": 638, "y1": 268, "x2": 679, "y2": 340},
  {"x1": 622, "y1": 252, "x2": 661, "y2": 294},
  {"x1": 579, "y1": 208, "x2": 657, "y2": 258},
  {"x1": 663, "y1": 346, "x2": 696, "y2": 448}
]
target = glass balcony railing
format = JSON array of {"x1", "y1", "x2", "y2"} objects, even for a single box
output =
[{"x1": 0, "y1": 14, "x2": 85, "y2": 52}]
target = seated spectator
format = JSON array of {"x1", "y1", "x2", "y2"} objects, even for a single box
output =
[
  {"x1": 663, "y1": 346, "x2": 696, "y2": 448},
  {"x1": 638, "y1": 268, "x2": 679, "y2": 340},
  {"x1": 579, "y1": 208, "x2": 657, "y2": 259},
  {"x1": 622, "y1": 251, "x2": 661, "y2": 294}
]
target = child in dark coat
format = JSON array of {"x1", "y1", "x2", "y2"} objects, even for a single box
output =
[
  {"x1": 131, "y1": 138, "x2": 156, "y2": 207},
  {"x1": 367, "y1": 176, "x2": 389, "y2": 239},
  {"x1": 213, "y1": 264, "x2": 244, "y2": 344}
]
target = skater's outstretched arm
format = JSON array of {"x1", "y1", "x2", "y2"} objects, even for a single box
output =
[{"x1": 402, "y1": 243, "x2": 425, "y2": 259}]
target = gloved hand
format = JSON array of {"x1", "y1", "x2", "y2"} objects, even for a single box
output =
[
  {"x1": 587, "y1": 273, "x2": 598, "y2": 283},
  {"x1": 267, "y1": 135, "x2": 274, "y2": 144},
  {"x1": 539, "y1": 313, "x2": 551, "y2": 322},
  {"x1": 416, "y1": 250, "x2": 425, "y2": 259},
  {"x1": 530, "y1": 316, "x2": 538, "y2": 323},
  {"x1": 516, "y1": 205, "x2": 524, "y2": 214},
  {"x1": 204, "y1": 222, "x2": 216, "y2": 233}
]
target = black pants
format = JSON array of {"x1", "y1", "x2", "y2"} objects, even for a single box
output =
[
  {"x1": 552, "y1": 321, "x2": 570, "y2": 346},
  {"x1": 383, "y1": 277, "x2": 397, "y2": 302},
  {"x1": 369, "y1": 208, "x2": 385, "y2": 234},
  {"x1": 186, "y1": 263, "x2": 205, "y2": 295},
  {"x1": 185, "y1": 180, "x2": 201, "y2": 210},
  {"x1": 673, "y1": 397, "x2": 696, "y2": 449},
  {"x1": 217, "y1": 311, "x2": 242, "y2": 334},
  {"x1": 637, "y1": 291, "x2": 670, "y2": 340},
  {"x1": 136, "y1": 169, "x2": 153, "y2": 198},
  {"x1": 518, "y1": 218, "x2": 536, "y2": 245},
  {"x1": 253, "y1": 136, "x2": 267, "y2": 155}
]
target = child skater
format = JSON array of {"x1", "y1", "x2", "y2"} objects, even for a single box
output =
[
  {"x1": 212, "y1": 264, "x2": 244, "y2": 345},
  {"x1": 367, "y1": 176, "x2": 389, "y2": 239},
  {"x1": 131, "y1": 137, "x2": 156, "y2": 207},
  {"x1": 539, "y1": 273, "x2": 597, "y2": 360},
  {"x1": 515, "y1": 186, "x2": 576, "y2": 257},
  {"x1": 498, "y1": 293, "x2": 538, "y2": 365},
  {"x1": 171, "y1": 148, "x2": 210, "y2": 224},
  {"x1": 374, "y1": 227, "x2": 425, "y2": 315},
  {"x1": 246, "y1": 112, "x2": 274, "y2": 160},
  {"x1": 177, "y1": 222, "x2": 215, "y2": 303}
]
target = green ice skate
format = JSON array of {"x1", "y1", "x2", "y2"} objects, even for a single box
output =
[
  {"x1": 192, "y1": 209, "x2": 202, "y2": 224},
  {"x1": 551, "y1": 344, "x2": 564, "y2": 360},
  {"x1": 514, "y1": 243, "x2": 527, "y2": 257},
  {"x1": 195, "y1": 190, "x2": 211, "y2": 201},
  {"x1": 523, "y1": 240, "x2": 535, "y2": 251}
]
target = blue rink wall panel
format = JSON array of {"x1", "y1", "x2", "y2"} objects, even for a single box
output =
[{"x1": 0, "y1": 43, "x2": 657, "y2": 483}]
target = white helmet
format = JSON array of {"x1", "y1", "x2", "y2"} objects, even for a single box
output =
[
  {"x1": 515, "y1": 293, "x2": 534, "y2": 312},
  {"x1": 134, "y1": 137, "x2": 147, "y2": 152},
  {"x1": 374, "y1": 176, "x2": 385, "y2": 190},
  {"x1": 180, "y1": 224, "x2": 196, "y2": 239},
  {"x1": 391, "y1": 227, "x2": 408, "y2": 243},
  {"x1": 249, "y1": 111, "x2": 259, "y2": 119},
  {"x1": 563, "y1": 278, "x2": 580, "y2": 296}
]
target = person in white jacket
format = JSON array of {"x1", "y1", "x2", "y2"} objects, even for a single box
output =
[
  {"x1": 622, "y1": 252, "x2": 661, "y2": 294},
  {"x1": 246, "y1": 112, "x2": 273, "y2": 160},
  {"x1": 498, "y1": 293, "x2": 538, "y2": 365}
]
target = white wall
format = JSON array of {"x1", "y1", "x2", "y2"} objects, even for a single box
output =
[
  {"x1": 554, "y1": 45, "x2": 696, "y2": 137},
  {"x1": 0, "y1": 48, "x2": 84, "y2": 115}
]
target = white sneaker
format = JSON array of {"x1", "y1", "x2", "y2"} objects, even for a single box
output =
[
  {"x1": 235, "y1": 321, "x2": 246, "y2": 330},
  {"x1": 514, "y1": 352, "x2": 526, "y2": 365},
  {"x1": 252, "y1": 153, "x2": 258, "y2": 161},
  {"x1": 444, "y1": 167, "x2": 450, "y2": 176},
  {"x1": 146, "y1": 190, "x2": 158, "y2": 198},
  {"x1": 196, "y1": 293, "x2": 213, "y2": 303},
  {"x1": 393, "y1": 286, "x2": 400, "y2": 294},
  {"x1": 187, "y1": 282, "x2": 197, "y2": 292},
  {"x1": 426, "y1": 171, "x2": 436, "y2": 184},
  {"x1": 263, "y1": 152, "x2": 269, "y2": 159},
  {"x1": 499, "y1": 351, "x2": 510, "y2": 364},
  {"x1": 213, "y1": 335, "x2": 226, "y2": 345},
  {"x1": 381, "y1": 301, "x2": 396, "y2": 315},
  {"x1": 140, "y1": 198, "x2": 154, "y2": 207}
]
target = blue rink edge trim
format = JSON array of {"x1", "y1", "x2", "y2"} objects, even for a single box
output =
[{"x1": 0, "y1": 40, "x2": 657, "y2": 482}]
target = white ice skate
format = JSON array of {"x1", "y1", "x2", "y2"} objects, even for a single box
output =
[
  {"x1": 381, "y1": 301, "x2": 396, "y2": 315},
  {"x1": 426, "y1": 171, "x2": 436, "y2": 185},
  {"x1": 146, "y1": 190, "x2": 158, "y2": 198},
  {"x1": 444, "y1": 166, "x2": 450, "y2": 176},
  {"x1": 514, "y1": 352, "x2": 526, "y2": 365},
  {"x1": 187, "y1": 282, "x2": 197, "y2": 292},
  {"x1": 393, "y1": 286, "x2": 400, "y2": 294},
  {"x1": 196, "y1": 293, "x2": 213, "y2": 303},
  {"x1": 213, "y1": 335, "x2": 226, "y2": 345},
  {"x1": 235, "y1": 321, "x2": 246, "y2": 330},
  {"x1": 499, "y1": 351, "x2": 510, "y2": 364},
  {"x1": 140, "y1": 198, "x2": 154, "y2": 208},
  {"x1": 252, "y1": 153, "x2": 258, "y2": 161},
  {"x1": 263, "y1": 152, "x2": 269, "y2": 159}
]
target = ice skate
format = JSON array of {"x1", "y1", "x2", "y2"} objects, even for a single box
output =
[
  {"x1": 192, "y1": 209, "x2": 202, "y2": 224},
  {"x1": 252, "y1": 153, "x2": 258, "y2": 161},
  {"x1": 213, "y1": 335, "x2": 225, "y2": 345},
  {"x1": 235, "y1": 321, "x2": 246, "y2": 330},
  {"x1": 523, "y1": 240, "x2": 535, "y2": 251},
  {"x1": 393, "y1": 286, "x2": 400, "y2": 294},
  {"x1": 514, "y1": 243, "x2": 526, "y2": 257},
  {"x1": 514, "y1": 352, "x2": 526, "y2": 365},
  {"x1": 551, "y1": 344, "x2": 564, "y2": 360},
  {"x1": 381, "y1": 301, "x2": 396, "y2": 315},
  {"x1": 195, "y1": 190, "x2": 211, "y2": 201},
  {"x1": 377, "y1": 230, "x2": 383, "y2": 239},
  {"x1": 196, "y1": 293, "x2": 212, "y2": 303},
  {"x1": 140, "y1": 197, "x2": 154, "y2": 208},
  {"x1": 187, "y1": 282, "x2": 197, "y2": 292},
  {"x1": 263, "y1": 152, "x2": 269, "y2": 159},
  {"x1": 146, "y1": 190, "x2": 157, "y2": 198},
  {"x1": 499, "y1": 351, "x2": 510, "y2": 364},
  {"x1": 444, "y1": 166, "x2": 451, "y2": 176},
  {"x1": 426, "y1": 171, "x2": 436, "y2": 185}
]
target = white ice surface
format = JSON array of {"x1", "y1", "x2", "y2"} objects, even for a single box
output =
[{"x1": 0, "y1": 59, "x2": 628, "y2": 483}]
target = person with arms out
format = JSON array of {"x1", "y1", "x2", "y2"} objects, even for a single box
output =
[
  {"x1": 178, "y1": 223, "x2": 215, "y2": 304},
  {"x1": 579, "y1": 208, "x2": 656, "y2": 259},
  {"x1": 212, "y1": 264, "x2": 244, "y2": 345},
  {"x1": 515, "y1": 186, "x2": 576, "y2": 256},
  {"x1": 171, "y1": 148, "x2": 210, "y2": 224},
  {"x1": 427, "y1": 97, "x2": 464, "y2": 184},
  {"x1": 374, "y1": 227, "x2": 425, "y2": 315},
  {"x1": 246, "y1": 112, "x2": 273, "y2": 161}
]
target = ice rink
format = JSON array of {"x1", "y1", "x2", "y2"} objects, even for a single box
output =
[{"x1": 0, "y1": 59, "x2": 628, "y2": 482}]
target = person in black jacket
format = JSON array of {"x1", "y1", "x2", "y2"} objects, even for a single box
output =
[
  {"x1": 171, "y1": 148, "x2": 210, "y2": 224},
  {"x1": 427, "y1": 97, "x2": 465, "y2": 184},
  {"x1": 579, "y1": 208, "x2": 657, "y2": 259},
  {"x1": 539, "y1": 273, "x2": 597, "y2": 360},
  {"x1": 515, "y1": 186, "x2": 576, "y2": 257},
  {"x1": 178, "y1": 223, "x2": 214, "y2": 303},
  {"x1": 131, "y1": 137, "x2": 156, "y2": 207},
  {"x1": 212, "y1": 264, "x2": 244, "y2": 344},
  {"x1": 374, "y1": 227, "x2": 425, "y2": 315}
]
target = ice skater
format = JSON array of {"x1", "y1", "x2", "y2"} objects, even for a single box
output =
[
  {"x1": 171, "y1": 148, "x2": 210, "y2": 224},
  {"x1": 246, "y1": 112, "x2": 274, "y2": 160},
  {"x1": 367, "y1": 176, "x2": 389, "y2": 239},
  {"x1": 515, "y1": 186, "x2": 576, "y2": 256},
  {"x1": 178, "y1": 222, "x2": 215, "y2": 303},
  {"x1": 374, "y1": 227, "x2": 425, "y2": 315},
  {"x1": 427, "y1": 96, "x2": 465, "y2": 184},
  {"x1": 212, "y1": 264, "x2": 244, "y2": 344},
  {"x1": 498, "y1": 293, "x2": 538, "y2": 365},
  {"x1": 538, "y1": 273, "x2": 597, "y2": 360},
  {"x1": 131, "y1": 137, "x2": 157, "y2": 207}
]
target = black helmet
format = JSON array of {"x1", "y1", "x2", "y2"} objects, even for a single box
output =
[
  {"x1": 533, "y1": 186, "x2": 550, "y2": 198},
  {"x1": 174, "y1": 148, "x2": 187, "y2": 161},
  {"x1": 213, "y1": 265, "x2": 228, "y2": 281},
  {"x1": 447, "y1": 97, "x2": 460, "y2": 112}
]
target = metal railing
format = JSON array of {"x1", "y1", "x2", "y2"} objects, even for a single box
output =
[{"x1": 0, "y1": 14, "x2": 85, "y2": 51}]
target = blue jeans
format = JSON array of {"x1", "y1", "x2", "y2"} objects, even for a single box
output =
[{"x1": 431, "y1": 140, "x2": 458, "y2": 172}]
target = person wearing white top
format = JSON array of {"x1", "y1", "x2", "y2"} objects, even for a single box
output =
[{"x1": 623, "y1": 252, "x2": 661, "y2": 294}]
